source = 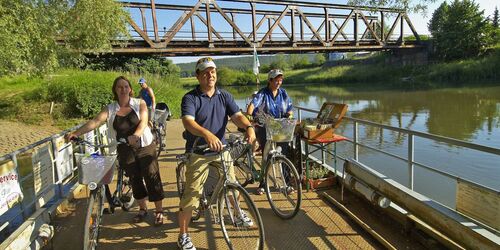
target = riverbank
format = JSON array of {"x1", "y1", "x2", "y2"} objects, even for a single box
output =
[
  {"x1": 2, "y1": 46, "x2": 499, "y2": 129},
  {"x1": 179, "y1": 45, "x2": 500, "y2": 88}
]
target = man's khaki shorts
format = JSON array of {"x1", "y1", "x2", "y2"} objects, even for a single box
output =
[{"x1": 179, "y1": 151, "x2": 236, "y2": 211}]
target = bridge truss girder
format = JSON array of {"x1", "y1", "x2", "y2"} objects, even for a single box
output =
[{"x1": 117, "y1": 0, "x2": 422, "y2": 56}]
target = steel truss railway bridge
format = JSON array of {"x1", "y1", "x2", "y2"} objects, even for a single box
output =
[{"x1": 115, "y1": 0, "x2": 423, "y2": 56}]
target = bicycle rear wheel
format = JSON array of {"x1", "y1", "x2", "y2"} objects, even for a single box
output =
[
  {"x1": 218, "y1": 183, "x2": 264, "y2": 250},
  {"x1": 154, "y1": 128, "x2": 163, "y2": 157},
  {"x1": 83, "y1": 187, "x2": 105, "y2": 250},
  {"x1": 119, "y1": 169, "x2": 135, "y2": 211},
  {"x1": 176, "y1": 162, "x2": 186, "y2": 198},
  {"x1": 264, "y1": 155, "x2": 302, "y2": 219}
]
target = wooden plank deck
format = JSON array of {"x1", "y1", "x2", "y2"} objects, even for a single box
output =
[{"x1": 50, "y1": 119, "x2": 424, "y2": 249}]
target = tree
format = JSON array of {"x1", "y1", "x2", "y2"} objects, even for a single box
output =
[
  {"x1": 428, "y1": 0, "x2": 494, "y2": 61},
  {"x1": 348, "y1": 0, "x2": 436, "y2": 13},
  {"x1": 493, "y1": 7, "x2": 499, "y2": 28},
  {"x1": 269, "y1": 54, "x2": 289, "y2": 70},
  {"x1": 315, "y1": 53, "x2": 326, "y2": 66},
  {"x1": 0, "y1": 0, "x2": 129, "y2": 76}
]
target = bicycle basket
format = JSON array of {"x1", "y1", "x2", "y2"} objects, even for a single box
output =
[
  {"x1": 265, "y1": 118, "x2": 296, "y2": 142},
  {"x1": 227, "y1": 133, "x2": 247, "y2": 159},
  {"x1": 154, "y1": 109, "x2": 168, "y2": 124},
  {"x1": 75, "y1": 153, "x2": 116, "y2": 185}
]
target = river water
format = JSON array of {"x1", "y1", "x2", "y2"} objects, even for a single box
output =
[{"x1": 228, "y1": 84, "x2": 500, "y2": 208}]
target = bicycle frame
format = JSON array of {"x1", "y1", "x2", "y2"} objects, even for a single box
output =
[{"x1": 235, "y1": 140, "x2": 287, "y2": 184}]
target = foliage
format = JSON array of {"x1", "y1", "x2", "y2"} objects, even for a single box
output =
[
  {"x1": 0, "y1": 0, "x2": 130, "y2": 77},
  {"x1": 309, "y1": 164, "x2": 331, "y2": 179},
  {"x1": 269, "y1": 54, "x2": 290, "y2": 71},
  {"x1": 348, "y1": 0, "x2": 437, "y2": 13},
  {"x1": 216, "y1": 67, "x2": 256, "y2": 86},
  {"x1": 64, "y1": 0, "x2": 130, "y2": 53},
  {"x1": 428, "y1": 0, "x2": 495, "y2": 61},
  {"x1": 124, "y1": 57, "x2": 180, "y2": 77},
  {"x1": 0, "y1": 1, "x2": 63, "y2": 76},
  {"x1": 315, "y1": 54, "x2": 326, "y2": 66},
  {"x1": 493, "y1": 7, "x2": 499, "y2": 28}
]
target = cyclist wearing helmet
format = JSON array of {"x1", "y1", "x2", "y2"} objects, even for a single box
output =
[{"x1": 138, "y1": 78, "x2": 156, "y2": 121}]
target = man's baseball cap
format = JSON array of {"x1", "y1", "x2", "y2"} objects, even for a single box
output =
[
  {"x1": 138, "y1": 78, "x2": 146, "y2": 84},
  {"x1": 268, "y1": 69, "x2": 284, "y2": 79},
  {"x1": 195, "y1": 57, "x2": 217, "y2": 72}
]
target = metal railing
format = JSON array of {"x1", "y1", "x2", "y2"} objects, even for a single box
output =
[
  {"x1": 296, "y1": 105, "x2": 500, "y2": 195},
  {"x1": 0, "y1": 124, "x2": 104, "y2": 243}
]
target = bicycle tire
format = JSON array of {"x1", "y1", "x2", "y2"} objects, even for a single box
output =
[
  {"x1": 120, "y1": 171, "x2": 135, "y2": 211},
  {"x1": 83, "y1": 187, "x2": 105, "y2": 250},
  {"x1": 176, "y1": 162, "x2": 186, "y2": 198},
  {"x1": 154, "y1": 128, "x2": 163, "y2": 157},
  {"x1": 218, "y1": 183, "x2": 265, "y2": 250},
  {"x1": 264, "y1": 155, "x2": 302, "y2": 219}
]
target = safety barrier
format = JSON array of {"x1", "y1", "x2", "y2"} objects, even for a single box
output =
[
  {"x1": 295, "y1": 105, "x2": 500, "y2": 235},
  {"x1": 0, "y1": 124, "x2": 107, "y2": 248}
]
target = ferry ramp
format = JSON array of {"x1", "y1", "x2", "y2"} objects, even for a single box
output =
[{"x1": 50, "y1": 119, "x2": 424, "y2": 249}]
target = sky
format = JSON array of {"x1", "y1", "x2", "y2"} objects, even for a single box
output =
[{"x1": 123, "y1": 0, "x2": 498, "y2": 64}]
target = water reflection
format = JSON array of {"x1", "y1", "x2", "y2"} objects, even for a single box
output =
[
  {"x1": 229, "y1": 84, "x2": 500, "y2": 145},
  {"x1": 228, "y1": 84, "x2": 500, "y2": 197}
]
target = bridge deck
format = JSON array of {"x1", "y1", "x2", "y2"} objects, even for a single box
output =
[{"x1": 51, "y1": 119, "x2": 424, "y2": 249}]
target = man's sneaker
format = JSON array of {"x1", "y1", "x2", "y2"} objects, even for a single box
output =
[
  {"x1": 178, "y1": 233, "x2": 196, "y2": 250},
  {"x1": 236, "y1": 211, "x2": 254, "y2": 227}
]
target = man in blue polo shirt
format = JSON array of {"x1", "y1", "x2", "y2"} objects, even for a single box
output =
[{"x1": 177, "y1": 57, "x2": 256, "y2": 250}]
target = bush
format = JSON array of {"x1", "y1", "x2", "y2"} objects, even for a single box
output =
[
  {"x1": 217, "y1": 67, "x2": 256, "y2": 85},
  {"x1": 45, "y1": 70, "x2": 116, "y2": 117}
]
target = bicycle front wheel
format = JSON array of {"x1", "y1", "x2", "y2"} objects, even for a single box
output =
[
  {"x1": 265, "y1": 155, "x2": 302, "y2": 219},
  {"x1": 83, "y1": 187, "x2": 105, "y2": 250},
  {"x1": 218, "y1": 183, "x2": 264, "y2": 250}
]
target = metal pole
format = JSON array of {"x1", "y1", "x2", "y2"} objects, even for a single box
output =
[
  {"x1": 151, "y1": 0, "x2": 159, "y2": 42},
  {"x1": 251, "y1": 2, "x2": 257, "y2": 42},
  {"x1": 206, "y1": 1, "x2": 213, "y2": 45},
  {"x1": 354, "y1": 121, "x2": 358, "y2": 160},
  {"x1": 354, "y1": 10, "x2": 358, "y2": 46},
  {"x1": 408, "y1": 134, "x2": 414, "y2": 189}
]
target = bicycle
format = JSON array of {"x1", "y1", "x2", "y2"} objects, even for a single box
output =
[
  {"x1": 152, "y1": 102, "x2": 172, "y2": 157},
  {"x1": 230, "y1": 117, "x2": 302, "y2": 219},
  {"x1": 72, "y1": 138, "x2": 135, "y2": 250},
  {"x1": 176, "y1": 138, "x2": 265, "y2": 250}
]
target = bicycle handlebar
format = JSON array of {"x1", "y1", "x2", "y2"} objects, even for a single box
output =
[{"x1": 71, "y1": 137, "x2": 128, "y2": 148}]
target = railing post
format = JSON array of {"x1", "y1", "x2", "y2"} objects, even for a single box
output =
[
  {"x1": 297, "y1": 108, "x2": 302, "y2": 122},
  {"x1": 408, "y1": 133, "x2": 414, "y2": 189},
  {"x1": 354, "y1": 121, "x2": 359, "y2": 160}
]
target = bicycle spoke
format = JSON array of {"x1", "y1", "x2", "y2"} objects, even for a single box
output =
[
  {"x1": 265, "y1": 156, "x2": 302, "y2": 219},
  {"x1": 218, "y1": 184, "x2": 264, "y2": 250}
]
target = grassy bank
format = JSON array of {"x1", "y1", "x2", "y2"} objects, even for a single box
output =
[
  {"x1": 0, "y1": 69, "x2": 185, "y2": 129},
  {"x1": 181, "y1": 46, "x2": 500, "y2": 88},
  {"x1": 282, "y1": 47, "x2": 500, "y2": 87}
]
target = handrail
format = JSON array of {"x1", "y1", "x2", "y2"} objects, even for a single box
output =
[
  {"x1": 0, "y1": 122, "x2": 99, "y2": 244},
  {"x1": 295, "y1": 105, "x2": 500, "y2": 195}
]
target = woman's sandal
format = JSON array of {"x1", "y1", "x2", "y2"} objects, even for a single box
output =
[
  {"x1": 133, "y1": 209, "x2": 148, "y2": 223},
  {"x1": 154, "y1": 211, "x2": 164, "y2": 226}
]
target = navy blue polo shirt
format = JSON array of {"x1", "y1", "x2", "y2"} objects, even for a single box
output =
[{"x1": 181, "y1": 86, "x2": 240, "y2": 151}]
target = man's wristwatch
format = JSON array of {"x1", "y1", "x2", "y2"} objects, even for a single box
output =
[{"x1": 246, "y1": 125, "x2": 254, "y2": 131}]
